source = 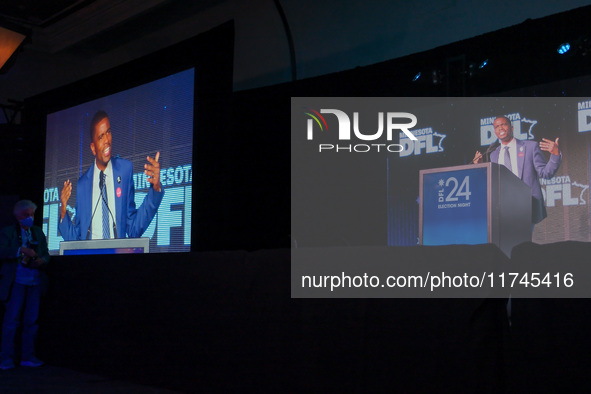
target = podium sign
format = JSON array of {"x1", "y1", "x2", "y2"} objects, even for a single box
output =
[
  {"x1": 420, "y1": 163, "x2": 531, "y2": 256},
  {"x1": 421, "y1": 166, "x2": 488, "y2": 245}
]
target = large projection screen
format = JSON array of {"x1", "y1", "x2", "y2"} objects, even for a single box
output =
[{"x1": 43, "y1": 68, "x2": 194, "y2": 254}]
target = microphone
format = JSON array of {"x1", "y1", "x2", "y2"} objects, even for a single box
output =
[{"x1": 484, "y1": 141, "x2": 500, "y2": 162}]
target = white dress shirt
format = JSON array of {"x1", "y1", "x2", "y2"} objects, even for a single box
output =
[{"x1": 497, "y1": 138, "x2": 519, "y2": 177}]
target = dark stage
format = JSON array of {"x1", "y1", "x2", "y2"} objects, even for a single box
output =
[{"x1": 0, "y1": 242, "x2": 582, "y2": 392}]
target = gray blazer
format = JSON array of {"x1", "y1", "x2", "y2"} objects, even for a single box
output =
[{"x1": 490, "y1": 139, "x2": 562, "y2": 224}]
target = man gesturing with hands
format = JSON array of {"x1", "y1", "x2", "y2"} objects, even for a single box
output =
[
  {"x1": 59, "y1": 110, "x2": 164, "y2": 241},
  {"x1": 472, "y1": 116, "x2": 561, "y2": 225}
]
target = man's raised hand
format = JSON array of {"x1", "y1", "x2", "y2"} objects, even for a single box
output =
[
  {"x1": 60, "y1": 179, "x2": 72, "y2": 220},
  {"x1": 145, "y1": 152, "x2": 162, "y2": 192},
  {"x1": 540, "y1": 138, "x2": 560, "y2": 156}
]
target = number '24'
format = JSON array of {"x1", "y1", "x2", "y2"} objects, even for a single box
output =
[{"x1": 445, "y1": 176, "x2": 471, "y2": 202}]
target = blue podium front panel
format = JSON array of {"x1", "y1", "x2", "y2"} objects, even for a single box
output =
[{"x1": 422, "y1": 167, "x2": 488, "y2": 245}]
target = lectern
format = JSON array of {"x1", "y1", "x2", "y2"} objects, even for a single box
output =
[
  {"x1": 419, "y1": 162, "x2": 531, "y2": 256},
  {"x1": 59, "y1": 237, "x2": 150, "y2": 255}
]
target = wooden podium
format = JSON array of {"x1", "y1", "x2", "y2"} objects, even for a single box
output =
[{"x1": 419, "y1": 162, "x2": 531, "y2": 256}]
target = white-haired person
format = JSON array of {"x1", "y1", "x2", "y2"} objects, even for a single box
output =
[{"x1": 0, "y1": 200, "x2": 50, "y2": 370}]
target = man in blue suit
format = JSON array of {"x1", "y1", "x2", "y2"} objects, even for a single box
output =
[
  {"x1": 59, "y1": 110, "x2": 164, "y2": 240},
  {"x1": 473, "y1": 116, "x2": 561, "y2": 225}
]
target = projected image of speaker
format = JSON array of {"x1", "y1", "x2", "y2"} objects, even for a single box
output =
[{"x1": 43, "y1": 68, "x2": 194, "y2": 255}]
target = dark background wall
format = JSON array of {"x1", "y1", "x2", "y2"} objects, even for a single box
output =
[
  {"x1": 1, "y1": 2, "x2": 591, "y2": 392},
  {"x1": 6, "y1": 5, "x2": 591, "y2": 249},
  {"x1": 2, "y1": 1, "x2": 591, "y2": 101}
]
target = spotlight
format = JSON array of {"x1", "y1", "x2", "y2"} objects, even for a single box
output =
[
  {"x1": 557, "y1": 43, "x2": 571, "y2": 55},
  {"x1": 412, "y1": 72, "x2": 421, "y2": 82},
  {"x1": 479, "y1": 59, "x2": 488, "y2": 69}
]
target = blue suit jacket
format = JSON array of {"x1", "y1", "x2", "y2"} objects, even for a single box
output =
[
  {"x1": 490, "y1": 139, "x2": 561, "y2": 224},
  {"x1": 59, "y1": 157, "x2": 164, "y2": 240}
]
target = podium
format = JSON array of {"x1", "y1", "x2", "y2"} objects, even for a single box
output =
[
  {"x1": 419, "y1": 163, "x2": 531, "y2": 256},
  {"x1": 59, "y1": 237, "x2": 150, "y2": 255}
]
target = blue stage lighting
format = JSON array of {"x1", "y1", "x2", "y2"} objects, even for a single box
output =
[
  {"x1": 412, "y1": 72, "x2": 421, "y2": 82},
  {"x1": 479, "y1": 59, "x2": 488, "y2": 69},
  {"x1": 557, "y1": 43, "x2": 571, "y2": 55}
]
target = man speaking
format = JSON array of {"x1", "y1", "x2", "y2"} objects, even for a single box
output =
[
  {"x1": 59, "y1": 110, "x2": 164, "y2": 240},
  {"x1": 473, "y1": 116, "x2": 561, "y2": 226}
]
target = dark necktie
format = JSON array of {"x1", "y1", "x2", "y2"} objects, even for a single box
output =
[
  {"x1": 101, "y1": 171, "x2": 110, "y2": 239},
  {"x1": 504, "y1": 146, "x2": 512, "y2": 173}
]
